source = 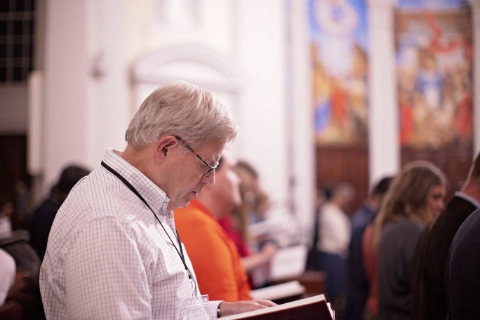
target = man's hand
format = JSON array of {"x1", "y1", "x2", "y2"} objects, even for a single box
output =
[{"x1": 219, "y1": 300, "x2": 276, "y2": 317}]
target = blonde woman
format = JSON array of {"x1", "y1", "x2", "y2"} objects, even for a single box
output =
[{"x1": 374, "y1": 161, "x2": 446, "y2": 320}]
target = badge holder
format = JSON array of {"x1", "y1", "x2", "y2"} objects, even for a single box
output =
[{"x1": 184, "y1": 294, "x2": 211, "y2": 320}]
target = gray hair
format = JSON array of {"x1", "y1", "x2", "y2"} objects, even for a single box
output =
[{"x1": 125, "y1": 81, "x2": 238, "y2": 149}]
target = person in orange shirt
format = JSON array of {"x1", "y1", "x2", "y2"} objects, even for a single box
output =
[{"x1": 174, "y1": 151, "x2": 251, "y2": 301}]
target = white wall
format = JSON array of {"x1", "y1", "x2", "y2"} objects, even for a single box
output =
[
  {"x1": 234, "y1": 0, "x2": 289, "y2": 217},
  {"x1": 126, "y1": 0, "x2": 291, "y2": 218},
  {"x1": 37, "y1": 0, "x2": 315, "y2": 235},
  {"x1": 87, "y1": 0, "x2": 130, "y2": 165},
  {"x1": 367, "y1": 0, "x2": 400, "y2": 185},
  {"x1": 41, "y1": 0, "x2": 130, "y2": 193},
  {"x1": 43, "y1": 0, "x2": 91, "y2": 191},
  {"x1": 289, "y1": 0, "x2": 316, "y2": 240}
]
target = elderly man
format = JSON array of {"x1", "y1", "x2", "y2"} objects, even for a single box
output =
[
  {"x1": 175, "y1": 151, "x2": 252, "y2": 302},
  {"x1": 40, "y1": 82, "x2": 274, "y2": 319}
]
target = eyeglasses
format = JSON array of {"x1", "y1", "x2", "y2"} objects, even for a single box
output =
[{"x1": 174, "y1": 135, "x2": 219, "y2": 178}]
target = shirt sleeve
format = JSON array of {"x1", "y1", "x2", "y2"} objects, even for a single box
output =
[
  {"x1": 64, "y1": 216, "x2": 152, "y2": 319},
  {"x1": 320, "y1": 205, "x2": 351, "y2": 255},
  {"x1": 206, "y1": 301, "x2": 222, "y2": 319}
]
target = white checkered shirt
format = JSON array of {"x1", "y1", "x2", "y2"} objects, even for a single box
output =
[{"x1": 40, "y1": 149, "x2": 220, "y2": 319}]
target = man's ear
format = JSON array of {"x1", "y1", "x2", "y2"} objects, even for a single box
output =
[{"x1": 153, "y1": 136, "x2": 178, "y2": 163}]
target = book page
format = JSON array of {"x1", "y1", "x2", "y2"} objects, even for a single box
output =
[
  {"x1": 250, "y1": 281, "x2": 305, "y2": 301},
  {"x1": 220, "y1": 294, "x2": 332, "y2": 320},
  {"x1": 268, "y1": 245, "x2": 308, "y2": 281}
]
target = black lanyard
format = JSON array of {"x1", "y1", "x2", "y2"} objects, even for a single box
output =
[{"x1": 101, "y1": 161, "x2": 197, "y2": 295}]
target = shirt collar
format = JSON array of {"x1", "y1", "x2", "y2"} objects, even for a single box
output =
[
  {"x1": 455, "y1": 191, "x2": 480, "y2": 209},
  {"x1": 102, "y1": 149, "x2": 171, "y2": 216}
]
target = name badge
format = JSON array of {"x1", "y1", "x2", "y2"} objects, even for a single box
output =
[{"x1": 184, "y1": 294, "x2": 211, "y2": 320}]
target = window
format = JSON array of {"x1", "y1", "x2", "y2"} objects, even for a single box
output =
[{"x1": 0, "y1": 0, "x2": 35, "y2": 84}]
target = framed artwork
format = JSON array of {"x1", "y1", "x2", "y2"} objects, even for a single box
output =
[
  {"x1": 309, "y1": 0, "x2": 369, "y2": 146},
  {"x1": 395, "y1": 0, "x2": 473, "y2": 148}
]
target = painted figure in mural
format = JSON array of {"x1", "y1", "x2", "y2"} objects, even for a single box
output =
[
  {"x1": 396, "y1": 2, "x2": 473, "y2": 148},
  {"x1": 417, "y1": 49, "x2": 442, "y2": 110},
  {"x1": 347, "y1": 43, "x2": 368, "y2": 141},
  {"x1": 310, "y1": 0, "x2": 369, "y2": 146},
  {"x1": 316, "y1": 0, "x2": 358, "y2": 36},
  {"x1": 312, "y1": 43, "x2": 333, "y2": 139}
]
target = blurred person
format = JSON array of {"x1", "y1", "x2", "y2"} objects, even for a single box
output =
[
  {"x1": 234, "y1": 160, "x2": 265, "y2": 227},
  {"x1": 29, "y1": 165, "x2": 90, "y2": 261},
  {"x1": 412, "y1": 152, "x2": 480, "y2": 320},
  {"x1": 221, "y1": 216, "x2": 277, "y2": 273},
  {"x1": 218, "y1": 160, "x2": 277, "y2": 289},
  {"x1": 0, "y1": 196, "x2": 14, "y2": 238},
  {"x1": 361, "y1": 222, "x2": 378, "y2": 320},
  {"x1": 175, "y1": 151, "x2": 252, "y2": 301},
  {"x1": 40, "y1": 81, "x2": 275, "y2": 319},
  {"x1": 221, "y1": 160, "x2": 262, "y2": 249},
  {"x1": 374, "y1": 161, "x2": 446, "y2": 320},
  {"x1": 0, "y1": 248, "x2": 15, "y2": 306},
  {"x1": 344, "y1": 177, "x2": 393, "y2": 320},
  {"x1": 14, "y1": 181, "x2": 32, "y2": 230},
  {"x1": 316, "y1": 183, "x2": 354, "y2": 308},
  {"x1": 350, "y1": 178, "x2": 394, "y2": 238},
  {"x1": 360, "y1": 177, "x2": 396, "y2": 320},
  {"x1": 0, "y1": 231, "x2": 43, "y2": 319},
  {"x1": 234, "y1": 192, "x2": 277, "y2": 275},
  {"x1": 445, "y1": 210, "x2": 480, "y2": 319},
  {"x1": 306, "y1": 186, "x2": 331, "y2": 271}
]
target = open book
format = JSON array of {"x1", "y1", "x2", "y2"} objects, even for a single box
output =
[
  {"x1": 251, "y1": 245, "x2": 309, "y2": 288},
  {"x1": 220, "y1": 295, "x2": 334, "y2": 320},
  {"x1": 268, "y1": 245, "x2": 308, "y2": 281},
  {"x1": 250, "y1": 281, "x2": 305, "y2": 302}
]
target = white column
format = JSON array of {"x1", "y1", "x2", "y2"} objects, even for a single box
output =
[
  {"x1": 288, "y1": 0, "x2": 315, "y2": 242},
  {"x1": 42, "y1": 0, "x2": 91, "y2": 191},
  {"x1": 367, "y1": 0, "x2": 399, "y2": 185},
  {"x1": 469, "y1": 0, "x2": 480, "y2": 156},
  {"x1": 234, "y1": 0, "x2": 288, "y2": 215},
  {"x1": 42, "y1": 0, "x2": 130, "y2": 193},
  {"x1": 87, "y1": 0, "x2": 129, "y2": 166}
]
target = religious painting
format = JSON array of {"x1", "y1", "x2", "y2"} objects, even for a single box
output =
[
  {"x1": 395, "y1": 0, "x2": 472, "y2": 149},
  {"x1": 309, "y1": 0, "x2": 369, "y2": 146}
]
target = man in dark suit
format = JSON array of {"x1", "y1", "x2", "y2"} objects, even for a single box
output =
[
  {"x1": 445, "y1": 207, "x2": 480, "y2": 319},
  {"x1": 411, "y1": 153, "x2": 480, "y2": 320}
]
